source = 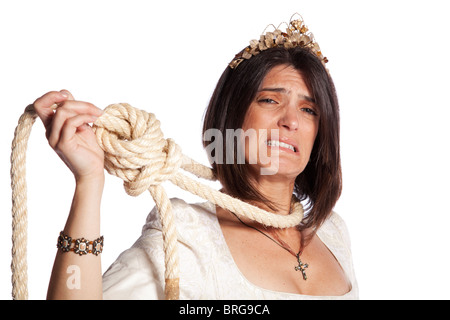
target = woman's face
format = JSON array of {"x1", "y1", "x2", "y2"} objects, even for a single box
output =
[{"x1": 242, "y1": 64, "x2": 320, "y2": 180}]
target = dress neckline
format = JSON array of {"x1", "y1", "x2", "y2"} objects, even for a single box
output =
[{"x1": 201, "y1": 200, "x2": 354, "y2": 298}]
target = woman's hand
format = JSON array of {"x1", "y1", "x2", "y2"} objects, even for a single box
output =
[
  {"x1": 33, "y1": 90, "x2": 105, "y2": 299},
  {"x1": 33, "y1": 90, "x2": 105, "y2": 182}
]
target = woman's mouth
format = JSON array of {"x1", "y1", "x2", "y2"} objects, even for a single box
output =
[{"x1": 266, "y1": 140, "x2": 297, "y2": 153}]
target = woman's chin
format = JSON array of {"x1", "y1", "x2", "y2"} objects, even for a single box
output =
[{"x1": 254, "y1": 161, "x2": 304, "y2": 179}]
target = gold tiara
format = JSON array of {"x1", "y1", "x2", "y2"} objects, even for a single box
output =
[{"x1": 229, "y1": 13, "x2": 328, "y2": 69}]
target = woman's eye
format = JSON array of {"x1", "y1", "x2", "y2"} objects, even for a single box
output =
[
  {"x1": 301, "y1": 107, "x2": 318, "y2": 116},
  {"x1": 259, "y1": 98, "x2": 277, "y2": 104}
]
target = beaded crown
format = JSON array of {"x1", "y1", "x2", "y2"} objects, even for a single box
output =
[{"x1": 229, "y1": 13, "x2": 328, "y2": 69}]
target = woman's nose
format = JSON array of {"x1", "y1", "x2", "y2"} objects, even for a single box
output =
[{"x1": 278, "y1": 105, "x2": 299, "y2": 131}]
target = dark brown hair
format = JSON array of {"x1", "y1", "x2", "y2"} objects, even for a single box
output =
[{"x1": 202, "y1": 46, "x2": 342, "y2": 233}]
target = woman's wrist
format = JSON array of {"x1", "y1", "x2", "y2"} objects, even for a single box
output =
[
  {"x1": 75, "y1": 172, "x2": 105, "y2": 187},
  {"x1": 64, "y1": 172, "x2": 104, "y2": 238}
]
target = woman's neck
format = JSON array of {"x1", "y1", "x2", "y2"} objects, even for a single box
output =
[{"x1": 248, "y1": 175, "x2": 296, "y2": 216}]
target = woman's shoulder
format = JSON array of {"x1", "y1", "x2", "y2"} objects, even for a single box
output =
[
  {"x1": 143, "y1": 197, "x2": 215, "y2": 228},
  {"x1": 318, "y1": 211, "x2": 353, "y2": 249},
  {"x1": 140, "y1": 198, "x2": 218, "y2": 246}
]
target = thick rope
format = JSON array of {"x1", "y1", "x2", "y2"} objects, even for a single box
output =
[
  {"x1": 10, "y1": 104, "x2": 37, "y2": 300},
  {"x1": 10, "y1": 102, "x2": 304, "y2": 300}
]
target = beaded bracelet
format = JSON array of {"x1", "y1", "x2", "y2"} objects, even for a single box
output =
[{"x1": 57, "y1": 232, "x2": 104, "y2": 256}]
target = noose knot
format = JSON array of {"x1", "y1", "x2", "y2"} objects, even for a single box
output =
[{"x1": 93, "y1": 103, "x2": 182, "y2": 196}]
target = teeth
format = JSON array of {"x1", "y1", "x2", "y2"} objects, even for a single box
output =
[{"x1": 266, "y1": 140, "x2": 296, "y2": 152}]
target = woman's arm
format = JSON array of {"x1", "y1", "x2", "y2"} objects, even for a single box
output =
[
  {"x1": 47, "y1": 175, "x2": 104, "y2": 299},
  {"x1": 33, "y1": 90, "x2": 105, "y2": 299}
]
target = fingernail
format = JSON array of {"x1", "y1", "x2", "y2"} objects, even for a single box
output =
[
  {"x1": 60, "y1": 91, "x2": 69, "y2": 98},
  {"x1": 88, "y1": 116, "x2": 99, "y2": 124}
]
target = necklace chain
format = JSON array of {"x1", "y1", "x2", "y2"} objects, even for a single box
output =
[{"x1": 231, "y1": 212, "x2": 309, "y2": 280}]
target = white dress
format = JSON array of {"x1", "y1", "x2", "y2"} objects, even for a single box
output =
[{"x1": 102, "y1": 198, "x2": 359, "y2": 300}]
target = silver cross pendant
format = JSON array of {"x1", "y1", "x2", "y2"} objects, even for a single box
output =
[{"x1": 294, "y1": 253, "x2": 308, "y2": 281}]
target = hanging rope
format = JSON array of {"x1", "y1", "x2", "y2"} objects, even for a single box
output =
[{"x1": 10, "y1": 102, "x2": 304, "y2": 300}]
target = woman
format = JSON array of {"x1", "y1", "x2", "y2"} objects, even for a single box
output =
[{"x1": 35, "y1": 16, "x2": 358, "y2": 299}]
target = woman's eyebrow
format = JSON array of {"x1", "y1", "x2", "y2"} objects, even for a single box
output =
[{"x1": 258, "y1": 87, "x2": 316, "y2": 103}]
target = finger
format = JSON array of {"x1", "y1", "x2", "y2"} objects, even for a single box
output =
[
  {"x1": 33, "y1": 90, "x2": 70, "y2": 129},
  {"x1": 58, "y1": 100, "x2": 103, "y2": 118},
  {"x1": 57, "y1": 114, "x2": 99, "y2": 148},
  {"x1": 47, "y1": 107, "x2": 77, "y2": 147},
  {"x1": 59, "y1": 89, "x2": 75, "y2": 101},
  {"x1": 47, "y1": 100, "x2": 103, "y2": 146}
]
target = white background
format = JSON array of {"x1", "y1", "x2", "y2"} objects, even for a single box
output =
[{"x1": 1, "y1": 0, "x2": 449, "y2": 300}]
